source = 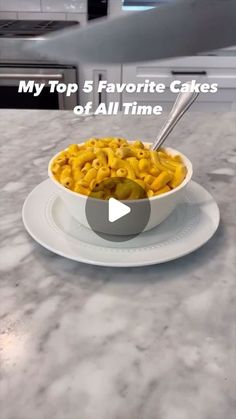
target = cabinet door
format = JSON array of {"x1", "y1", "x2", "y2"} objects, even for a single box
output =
[
  {"x1": 79, "y1": 64, "x2": 122, "y2": 109},
  {"x1": 122, "y1": 56, "x2": 236, "y2": 111}
]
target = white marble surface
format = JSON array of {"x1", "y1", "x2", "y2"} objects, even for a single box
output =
[{"x1": 0, "y1": 110, "x2": 236, "y2": 419}]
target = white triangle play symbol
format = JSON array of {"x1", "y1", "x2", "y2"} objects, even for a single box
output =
[{"x1": 108, "y1": 198, "x2": 131, "y2": 223}]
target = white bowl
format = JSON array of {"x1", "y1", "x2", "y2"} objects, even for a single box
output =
[{"x1": 48, "y1": 144, "x2": 193, "y2": 235}]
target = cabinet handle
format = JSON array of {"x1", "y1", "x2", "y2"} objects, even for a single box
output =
[
  {"x1": 93, "y1": 70, "x2": 107, "y2": 107},
  {"x1": 98, "y1": 73, "x2": 103, "y2": 105},
  {"x1": 171, "y1": 70, "x2": 207, "y2": 76},
  {"x1": 0, "y1": 73, "x2": 63, "y2": 80}
]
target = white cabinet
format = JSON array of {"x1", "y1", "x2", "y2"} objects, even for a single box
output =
[
  {"x1": 78, "y1": 56, "x2": 236, "y2": 112},
  {"x1": 122, "y1": 56, "x2": 236, "y2": 111}
]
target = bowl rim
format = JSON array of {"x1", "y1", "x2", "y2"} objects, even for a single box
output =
[{"x1": 48, "y1": 142, "x2": 193, "y2": 202}]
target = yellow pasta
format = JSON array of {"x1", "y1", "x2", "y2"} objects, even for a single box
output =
[
  {"x1": 92, "y1": 158, "x2": 102, "y2": 170},
  {"x1": 61, "y1": 176, "x2": 73, "y2": 189},
  {"x1": 76, "y1": 179, "x2": 89, "y2": 188},
  {"x1": 133, "y1": 140, "x2": 144, "y2": 149},
  {"x1": 136, "y1": 149, "x2": 149, "y2": 160},
  {"x1": 74, "y1": 184, "x2": 90, "y2": 195},
  {"x1": 116, "y1": 147, "x2": 135, "y2": 159},
  {"x1": 67, "y1": 144, "x2": 79, "y2": 155},
  {"x1": 76, "y1": 151, "x2": 96, "y2": 167},
  {"x1": 83, "y1": 162, "x2": 92, "y2": 171},
  {"x1": 154, "y1": 185, "x2": 171, "y2": 196},
  {"x1": 169, "y1": 165, "x2": 187, "y2": 189},
  {"x1": 126, "y1": 157, "x2": 140, "y2": 177},
  {"x1": 89, "y1": 179, "x2": 99, "y2": 190},
  {"x1": 96, "y1": 150, "x2": 108, "y2": 166},
  {"x1": 143, "y1": 174, "x2": 155, "y2": 185},
  {"x1": 147, "y1": 189, "x2": 154, "y2": 198},
  {"x1": 111, "y1": 169, "x2": 117, "y2": 177},
  {"x1": 103, "y1": 148, "x2": 116, "y2": 167},
  {"x1": 134, "y1": 179, "x2": 147, "y2": 190},
  {"x1": 56, "y1": 156, "x2": 68, "y2": 166},
  {"x1": 51, "y1": 138, "x2": 187, "y2": 199},
  {"x1": 151, "y1": 171, "x2": 173, "y2": 192},
  {"x1": 51, "y1": 163, "x2": 61, "y2": 175},
  {"x1": 97, "y1": 167, "x2": 110, "y2": 181},
  {"x1": 108, "y1": 139, "x2": 120, "y2": 148},
  {"x1": 116, "y1": 168, "x2": 128, "y2": 177},
  {"x1": 86, "y1": 138, "x2": 97, "y2": 147},
  {"x1": 83, "y1": 168, "x2": 98, "y2": 183},
  {"x1": 139, "y1": 158, "x2": 150, "y2": 172},
  {"x1": 149, "y1": 166, "x2": 161, "y2": 177},
  {"x1": 73, "y1": 168, "x2": 82, "y2": 181},
  {"x1": 60, "y1": 166, "x2": 71, "y2": 180}
]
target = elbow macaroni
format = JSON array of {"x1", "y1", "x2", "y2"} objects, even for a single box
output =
[{"x1": 51, "y1": 137, "x2": 187, "y2": 200}]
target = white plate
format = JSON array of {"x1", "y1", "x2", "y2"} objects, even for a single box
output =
[{"x1": 22, "y1": 179, "x2": 220, "y2": 267}]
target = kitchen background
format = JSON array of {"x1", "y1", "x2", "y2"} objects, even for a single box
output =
[
  {"x1": 0, "y1": 0, "x2": 88, "y2": 25},
  {"x1": 0, "y1": 0, "x2": 236, "y2": 111}
]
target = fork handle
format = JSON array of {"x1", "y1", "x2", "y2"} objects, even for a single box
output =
[{"x1": 152, "y1": 87, "x2": 200, "y2": 151}]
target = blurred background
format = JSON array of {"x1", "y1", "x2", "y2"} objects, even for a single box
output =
[{"x1": 0, "y1": 0, "x2": 235, "y2": 111}]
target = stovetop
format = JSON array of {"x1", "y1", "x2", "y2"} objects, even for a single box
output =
[{"x1": 0, "y1": 20, "x2": 79, "y2": 38}]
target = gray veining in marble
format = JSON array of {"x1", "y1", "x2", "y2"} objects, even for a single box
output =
[{"x1": 0, "y1": 110, "x2": 236, "y2": 419}]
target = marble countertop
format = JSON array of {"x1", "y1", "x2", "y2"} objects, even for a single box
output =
[{"x1": 0, "y1": 110, "x2": 236, "y2": 419}]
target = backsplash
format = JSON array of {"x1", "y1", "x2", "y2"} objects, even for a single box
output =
[{"x1": 0, "y1": 0, "x2": 87, "y2": 24}]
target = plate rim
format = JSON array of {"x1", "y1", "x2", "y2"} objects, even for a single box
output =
[{"x1": 22, "y1": 179, "x2": 220, "y2": 267}]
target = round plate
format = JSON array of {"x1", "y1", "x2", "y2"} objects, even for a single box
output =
[{"x1": 22, "y1": 179, "x2": 220, "y2": 267}]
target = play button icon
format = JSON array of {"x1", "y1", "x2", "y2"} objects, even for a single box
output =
[
  {"x1": 85, "y1": 177, "x2": 151, "y2": 242},
  {"x1": 108, "y1": 198, "x2": 131, "y2": 223}
]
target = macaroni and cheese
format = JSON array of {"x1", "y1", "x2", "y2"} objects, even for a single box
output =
[{"x1": 51, "y1": 138, "x2": 187, "y2": 200}]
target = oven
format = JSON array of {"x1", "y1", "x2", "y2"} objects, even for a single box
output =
[
  {"x1": 88, "y1": 0, "x2": 108, "y2": 20},
  {"x1": 0, "y1": 64, "x2": 78, "y2": 110},
  {"x1": 0, "y1": 20, "x2": 79, "y2": 110}
]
